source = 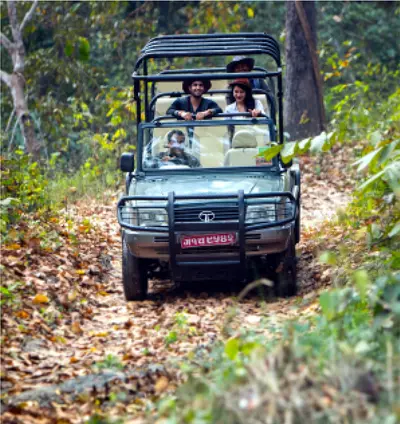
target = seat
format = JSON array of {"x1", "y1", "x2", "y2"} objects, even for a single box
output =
[
  {"x1": 150, "y1": 128, "x2": 170, "y2": 156},
  {"x1": 224, "y1": 130, "x2": 259, "y2": 167},
  {"x1": 192, "y1": 125, "x2": 228, "y2": 168},
  {"x1": 154, "y1": 98, "x2": 176, "y2": 117}
]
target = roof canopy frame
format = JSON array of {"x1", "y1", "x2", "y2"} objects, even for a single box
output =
[{"x1": 132, "y1": 33, "x2": 283, "y2": 144}]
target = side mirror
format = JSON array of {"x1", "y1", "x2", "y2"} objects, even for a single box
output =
[{"x1": 120, "y1": 152, "x2": 135, "y2": 172}]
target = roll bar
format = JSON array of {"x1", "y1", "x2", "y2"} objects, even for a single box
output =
[{"x1": 132, "y1": 32, "x2": 283, "y2": 144}]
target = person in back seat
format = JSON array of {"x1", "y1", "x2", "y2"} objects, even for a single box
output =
[
  {"x1": 225, "y1": 78, "x2": 265, "y2": 117},
  {"x1": 167, "y1": 79, "x2": 222, "y2": 121},
  {"x1": 226, "y1": 56, "x2": 275, "y2": 121}
]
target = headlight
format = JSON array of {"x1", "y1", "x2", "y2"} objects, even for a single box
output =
[
  {"x1": 246, "y1": 204, "x2": 276, "y2": 223},
  {"x1": 132, "y1": 208, "x2": 168, "y2": 227}
]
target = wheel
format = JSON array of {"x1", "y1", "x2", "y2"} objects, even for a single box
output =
[
  {"x1": 293, "y1": 167, "x2": 301, "y2": 244},
  {"x1": 273, "y1": 233, "x2": 297, "y2": 297},
  {"x1": 122, "y1": 234, "x2": 148, "y2": 301},
  {"x1": 295, "y1": 198, "x2": 301, "y2": 244}
]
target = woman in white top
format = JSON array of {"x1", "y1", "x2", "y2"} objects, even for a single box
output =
[{"x1": 225, "y1": 78, "x2": 265, "y2": 118}]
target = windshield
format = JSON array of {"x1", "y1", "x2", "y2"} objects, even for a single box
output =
[{"x1": 141, "y1": 120, "x2": 275, "y2": 170}]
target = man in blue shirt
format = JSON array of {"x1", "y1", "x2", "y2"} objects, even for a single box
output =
[{"x1": 167, "y1": 79, "x2": 222, "y2": 120}]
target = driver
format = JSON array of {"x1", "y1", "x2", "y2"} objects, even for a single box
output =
[{"x1": 158, "y1": 130, "x2": 200, "y2": 168}]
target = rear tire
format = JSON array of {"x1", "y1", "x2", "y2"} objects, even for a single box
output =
[
  {"x1": 122, "y1": 234, "x2": 148, "y2": 301},
  {"x1": 295, "y1": 201, "x2": 301, "y2": 244},
  {"x1": 273, "y1": 233, "x2": 297, "y2": 297}
]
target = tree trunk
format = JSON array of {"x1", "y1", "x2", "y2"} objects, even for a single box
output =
[
  {"x1": 1, "y1": 0, "x2": 41, "y2": 160},
  {"x1": 157, "y1": 1, "x2": 170, "y2": 33},
  {"x1": 10, "y1": 73, "x2": 41, "y2": 156},
  {"x1": 284, "y1": 0, "x2": 325, "y2": 140}
]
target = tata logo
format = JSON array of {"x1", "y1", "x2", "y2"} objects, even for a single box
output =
[{"x1": 199, "y1": 211, "x2": 215, "y2": 223}]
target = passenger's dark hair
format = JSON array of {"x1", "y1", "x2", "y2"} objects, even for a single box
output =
[
  {"x1": 167, "y1": 130, "x2": 185, "y2": 143},
  {"x1": 227, "y1": 82, "x2": 256, "y2": 110}
]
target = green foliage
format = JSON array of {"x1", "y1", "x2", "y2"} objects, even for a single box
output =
[
  {"x1": 0, "y1": 151, "x2": 50, "y2": 235},
  {"x1": 260, "y1": 131, "x2": 336, "y2": 163},
  {"x1": 0, "y1": 282, "x2": 22, "y2": 306},
  {"x1": 93, "y1": 354, "x2": 124, "y2": 371},
  {"x1": 150, "y1": 268, "x2": 399, "y2": 423},
  {"x1": 164, "y1": 311, "x2": 197, "y2": 346},
  {"x1": 164, "y1": 331, "x2": 178, "y2": 347},
  {"x1": 0, "y1": 148, "x2": 119, "y2": 239}
]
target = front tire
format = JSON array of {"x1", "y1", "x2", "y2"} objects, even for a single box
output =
[
  {"x1": 122, "y1": 234, "x2": 148, "y2": 301},
  {"x1": 273, "y1": 233, "x2": 297, "y2": 297}
]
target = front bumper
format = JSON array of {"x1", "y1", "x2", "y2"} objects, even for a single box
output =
[
  {"x1": 124, "y1": 225, "x2": 292, "y2": 260},
  {"x1": 118, "y1": 189, "x2": 298, "y2": 281}
]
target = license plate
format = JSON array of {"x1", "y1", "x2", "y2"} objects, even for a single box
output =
[{"x1": 181, "y1": 233, "x2": 237, "y2": 249}]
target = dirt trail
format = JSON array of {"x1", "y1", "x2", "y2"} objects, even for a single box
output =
[{"x1": 1, "y1": 147, "x2": 355, "y2": 423}]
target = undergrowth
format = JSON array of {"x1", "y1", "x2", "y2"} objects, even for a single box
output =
[
  {"x1": 145, "y1": 75, "x2": 400, "y2": 424},
  {"x1": 0, "y1": 151, "x2": 119, "y2": 241}
]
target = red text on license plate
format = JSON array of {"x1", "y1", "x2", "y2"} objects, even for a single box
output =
[{"x1": 181, "y1": 233, "x2": 236, "y2": 249}]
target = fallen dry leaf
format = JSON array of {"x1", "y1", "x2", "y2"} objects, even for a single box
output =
[
  {"x1": 155, "y1": 376, "x2": 169, "y2": 394},
  {"x1": 71, "y1": 321, "x2": 83, "y2": 335},
  {"x1": 32, "y1": 294, "x2": 50, "y2": 304}
]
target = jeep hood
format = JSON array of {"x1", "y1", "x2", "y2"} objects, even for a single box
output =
[{"x1": 131, "y1": 173, "x2": 284, "y2": 197}]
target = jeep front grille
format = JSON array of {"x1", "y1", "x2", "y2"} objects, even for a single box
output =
[{"x1": 174, "y1": 205, "x2": 239, "y2": 223}]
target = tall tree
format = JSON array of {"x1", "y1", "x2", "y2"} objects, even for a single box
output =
[
  {"x1": 284, "y1": 0, "x2": 325, "y2": 140},
  {"x1": 1, "y1": 0, "x2": 40, "y2": 159}
]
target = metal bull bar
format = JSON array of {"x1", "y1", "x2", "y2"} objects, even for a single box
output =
[{"x1": 117, "y1": 190, "x2": 297, "y2": 279}]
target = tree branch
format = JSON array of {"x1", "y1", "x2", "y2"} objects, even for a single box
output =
[
  {"x1": 0, "y1": 69, "x2": 12, "y2": 87},
  {"x1": 7, "y1": 1, "x2": 21, "y2": 44},
  {"x1": 0, "y1": 31, "x2": 14, "y2": 53},
  {"x1": 20, "y1": 0, "x2": 39, "y2": 32},
  {"x1": 6, "y1": 108, "x2": 16, "y2": 133}
]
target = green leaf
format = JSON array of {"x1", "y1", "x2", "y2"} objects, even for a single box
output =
[
  {"x1": 377, "y1": 140, "x2": 399, "y2": 166},
  {"x1": 0, "y1": 198, "x2": 20, "y2": 207},
  {"x1": 319, "y1": 251, "x2": 337, "y2": 265},
  {"x1": 319, "y1": 291, "x2": 339, "y2": 321},
  {"x1": 353, "y1": 148, "x2": 382, "y2": 172},
  {"x1": 64, "y1": 39, "x2": 74, "y2": 57},
  {"x1": 259, "y1": 144, "x2": 282, "y2": 161},
  {"x1": 281, "y1": 142, "x2": 297, "y2": 164},
  {"x1": 297, "y1": 137, "x2": 312, "y2": 154},
  {"x1": 369, "y1": 130, "x2": 382, "y2": 146},
  {"x1": 225, "y1": 338, "x2": 240, "y2": 361},
  {"x1": 358, "y1": 168, "x2": 386, "y2": 191},
  {"x1": 78, "y1": 37, "x2": 90, "y2": 62},
  {"x1": 388, "y1": 221, "x2": 400, "y2": 238},
  {"x1": 353, "y1": 270, "x2": 370, "y2": 300},
  {"x1": 310, "y1": 132, "x2": 333, "y2": 153}
]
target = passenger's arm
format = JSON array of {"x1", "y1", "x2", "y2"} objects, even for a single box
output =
[
  {"x1": 166, "y1": 99, "x2": 192, "y2": 120},
  {"x1": 209, "y1": 99, "x2": 223, "y2": 116},
  {"x1": 196, "y1": 100, "x2": 223, "y2": 120},
  {"x1": 249, "y1": 100, "x2": 265, "y2": 117}
]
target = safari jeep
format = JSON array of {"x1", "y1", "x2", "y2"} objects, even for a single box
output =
[{"x1": 117, "y1": 33, "x2": 301, "y2": 300}]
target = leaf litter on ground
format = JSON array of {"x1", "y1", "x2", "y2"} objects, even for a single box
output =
[{"x1": 1, "y1": 146, "x2": 358, "y2": 423}]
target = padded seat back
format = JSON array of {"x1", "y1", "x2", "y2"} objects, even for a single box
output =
[
  {"x1": 224, "y1": 130, "x2": 259, "y2": 167},
  {"x1": 192, "y1": 125, "x2": 229, "y2": 168},
  {"x1": 149, "y1": 127, "x2": 170, "y2": 156},
  {"x1": 233, "y1": 124, "x2": 270, "y2": 146}
]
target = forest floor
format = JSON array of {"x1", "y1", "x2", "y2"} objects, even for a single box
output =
[{"x1": 1, "y1": 146, "x2": 355, "y2": 423}]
